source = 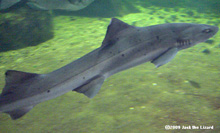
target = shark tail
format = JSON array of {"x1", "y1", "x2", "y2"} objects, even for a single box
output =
[{"x1": 0, "y1": 70, "x2": 39, "y2": 120}]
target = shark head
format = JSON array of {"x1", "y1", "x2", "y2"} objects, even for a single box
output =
[{"x1": 175, "y1": 24, "x2": 219, "y2": 50}]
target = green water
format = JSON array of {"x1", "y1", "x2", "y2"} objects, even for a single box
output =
[{"x1": 0, "y1": 1, "x2": 220, "y2": 133}]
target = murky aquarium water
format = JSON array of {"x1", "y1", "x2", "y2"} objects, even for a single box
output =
[{"x1": 0, "y1": 0, "x2": 219, "y2": 132}]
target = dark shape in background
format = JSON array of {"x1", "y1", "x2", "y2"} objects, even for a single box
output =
[{"x1": 53, "y1": 0, "x2": 140, "y2": 17}]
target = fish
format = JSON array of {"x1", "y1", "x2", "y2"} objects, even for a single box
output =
[
  {"x1": 0, "y1": 18, "x2": 218, "y2": 120},
  {"x1": 26, "y1": 0, "x2": 94, "y2": 11},
  {"x1": 0, "y1": 0, "x2": 20, "y2": 10},
  {"x1": 0, "y1": 0, "x2": 94, "y2": 11}
]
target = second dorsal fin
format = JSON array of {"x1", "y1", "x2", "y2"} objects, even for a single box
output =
[
  {"x1": 2, "y1": 70, "x2": 38, "y2": 96},
  {"x1": 4, "y1": 70, "x2": 38, "y2": 84}
]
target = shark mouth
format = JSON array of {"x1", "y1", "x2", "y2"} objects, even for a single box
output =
[{"x1": 176, "y1": 39, "x2": 192, "y2": 48}]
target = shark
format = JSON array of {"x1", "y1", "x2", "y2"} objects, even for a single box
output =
[
  {"x1": 26, "y1": 0, "x2": 94, "y2": 11},
  {"x1": 0, "y1": 0, "x2": 20, "y2": 9},
  {"x1": 0, "y1": 18, "x2": 218, "y2": 120},
  {"x1": 0, "y1": 0, "x2": 94, "y2": 11}
]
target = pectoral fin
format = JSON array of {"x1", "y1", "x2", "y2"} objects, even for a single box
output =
[
  {"x1": 5, "y1": 106, "x2": 34, "y2": 120},
  {"x1": 151, "y1": 47, "x2": 178, "y2": 67},
  {"x1": 73, "y1": 76, "x2": 105, "y2": 98}
]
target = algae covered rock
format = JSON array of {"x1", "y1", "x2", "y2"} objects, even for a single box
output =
[{"x1": 0, "y1": 6, "x2": 53, "y2": 52}]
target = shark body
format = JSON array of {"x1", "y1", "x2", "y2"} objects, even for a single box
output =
[{"x1": 0, "y1": 18, "x2": 218, "y2": 119}]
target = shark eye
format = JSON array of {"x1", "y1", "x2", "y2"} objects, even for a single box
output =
[{"x1": 202, "y1": 29, "x2": 212, "y2": 33}]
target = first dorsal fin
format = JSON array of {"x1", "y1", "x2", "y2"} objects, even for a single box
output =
[
  {"x1": 2, "y1": 70, "x2": 38, "y2": 95},
  {"x1": 101, "y1": 18, "x2": 134, "y2": 48}
]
